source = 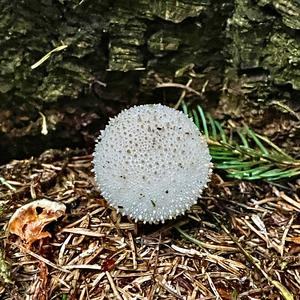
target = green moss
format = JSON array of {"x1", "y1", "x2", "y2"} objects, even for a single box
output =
[
  {"x1": 272, "y1": 0, "x2": 300, "y2": 30},
  {"x1": 0, "y1": 249, "x2": 12, "y2": 284},
  {"x1": 263, "y1": 33, "x2": 300, "y2": 89}
]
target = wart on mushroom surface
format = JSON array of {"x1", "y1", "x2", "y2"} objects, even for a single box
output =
[{"x1": 93, "y1": 104, "x2": 211, "y2": 223}]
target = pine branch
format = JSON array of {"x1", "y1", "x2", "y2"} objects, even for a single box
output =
[{"x1": 182, "y1": 102, "x2": 300, "y2": 181}]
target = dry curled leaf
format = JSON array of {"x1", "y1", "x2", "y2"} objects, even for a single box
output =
[{"x1": 8, "y1": 199, "x2": 66, "y2": 248}]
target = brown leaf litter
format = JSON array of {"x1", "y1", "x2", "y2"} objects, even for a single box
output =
[{"x1": 0, "y1": 149, "x2": 299, "y2": 299}]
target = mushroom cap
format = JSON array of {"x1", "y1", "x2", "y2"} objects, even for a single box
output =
[{"x1": 93, "y1": 104, "x2": 211, "y2": 223}]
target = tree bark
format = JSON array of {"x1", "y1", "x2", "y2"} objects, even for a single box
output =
[
  {"x1": 0, "y1": 0, "x2": 299, "y2": 163},
  {"x1": 223, "y1": 0, "x2": 300, "y2": 154}
]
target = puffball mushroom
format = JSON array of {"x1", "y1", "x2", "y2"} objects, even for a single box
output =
[{"x1": 93, "y1": 104, "x2": 211, "y2": 223}]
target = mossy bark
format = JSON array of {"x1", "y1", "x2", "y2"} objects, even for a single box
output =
[
  {"x1": 0, "y1": 0, "x2": 299, "y2": 162},
  {"x1": 224, "y1": 0, "x2": 300, "y2": 112},
  {"x1": 223, "y1": 0, "x2": 300, "y2": 153}
]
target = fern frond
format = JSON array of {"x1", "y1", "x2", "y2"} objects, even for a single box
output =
[{"x1": 182, "y1": 102, "x2": 300, "y2": 181}]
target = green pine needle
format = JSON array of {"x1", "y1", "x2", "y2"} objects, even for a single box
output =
[{"x1": 182, "y1": 102, "x2": 300, "y2": 181}]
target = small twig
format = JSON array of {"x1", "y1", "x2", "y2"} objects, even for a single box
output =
[
  {"x1": 0, "y1": 176, "x2": 16, "y2": 191},
  {"x1": 18, "y1": 244, "x2": 70, "y2": 273},
  {"x1": 156, "y1": 275, "x2": 185, "y2": 300},
  {"x1": 106, "y1": 271, "x2": 124, "y2": 300},
  {"x1": 64, "y1": 264, "x2": 102, "y2": 270},
  {"x1": 128, "y1": 232, "x2": 137, "y2": 270},
  {"x1": 206, "y1": 273, "x2": 221, "y2": 300},
  {"x1": 174, "y1": 79, "x2": 193, "y2": 110},
  {"x1": 279, "y1": 192, "x2": 300, "y2": 212},
  {"x1": 280, "y1": 216, "x2": 294, "y2": 256},
  {"x1": 60, "y1": 228, "x2": 106, "y2": 237},
  {"x1": 175, "y1": 226, "x2": 238, "y2": 252},
  {"x1": 156, "y1": 82, "x2": 202, "y2": 97}
]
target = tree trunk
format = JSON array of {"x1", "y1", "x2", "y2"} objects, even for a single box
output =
[{"x1": 0, "y1": 0, "x2": 299, "y2": 163}]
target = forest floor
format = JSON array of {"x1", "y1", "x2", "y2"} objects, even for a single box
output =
[{"x1": 0, "y1": 148, "x2": 299, "y2": 300}]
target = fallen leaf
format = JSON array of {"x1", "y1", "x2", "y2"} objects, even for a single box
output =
[{"x1": 8, "y1": 199, "x2": 66, "y2": 248}]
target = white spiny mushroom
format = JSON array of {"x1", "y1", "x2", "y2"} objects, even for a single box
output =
[{"x1": 93, "y1": 104, "x2": 211, "y2": 223}]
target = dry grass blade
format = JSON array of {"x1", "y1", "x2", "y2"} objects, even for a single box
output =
[{"x1": 30, "y1": 44, "x2": 68, "y2": 69}]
